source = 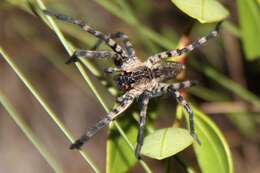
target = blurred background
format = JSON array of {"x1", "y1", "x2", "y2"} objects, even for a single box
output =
[{"x1": 1, "y1": 0, "x2": 260, "y2": 173}]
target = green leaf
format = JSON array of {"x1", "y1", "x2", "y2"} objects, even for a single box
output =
[
  {"x1": 106, "y1": 118, "x2": 138, "y2": 173},
  {"x1": 171, "y1": 0, "x2": 229, "y2": 23},
  {"x1": 237, "y1": 0, "x2": 260, "y2": 60},
  {"x1": 186, "y1": 107, "x2": 233, "y2": 173},
  {"x1": 141, "y1": 128, "x2": 193, "y2": 160}
]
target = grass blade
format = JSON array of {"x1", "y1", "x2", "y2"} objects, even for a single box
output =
[
  {"x1": 0, "y1": 90, "x2": 64, "y2": 173},
  {"x1": 0, "y1": 47, "x2": 101, "y2": 173}
]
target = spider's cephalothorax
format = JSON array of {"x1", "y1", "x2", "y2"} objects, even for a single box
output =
[{"x1": 44, "y1": 10, "x2": 222, "y2": 159}]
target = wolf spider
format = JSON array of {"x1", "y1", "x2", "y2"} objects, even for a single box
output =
[{"x1": 44, "y1": 10, "x2": 221, "y2": 159}]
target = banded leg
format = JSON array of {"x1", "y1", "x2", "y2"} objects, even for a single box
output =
[
  {"x1": 150, "y1": 80, "x2": 198, "y2": 98},
  {"x1": 135, "y1": 93, "x2": 150, "y2": 159},
  {"x1": 91, "y1": 32, "x2": 136, "y2": 58},
  {"x1": 103, "y1": 67, "x2": 122, "y2": 74},
  {"x1": 171, "y1": 90, "x2": 201, "y2": 144},
  {"x1": 70, "y1": 91, "x2": 136, "y2": 149},
  {"x1": 43, "y1": 10, "x2": 129, "y2": 62},
  {"x1": 146, "y1": 22, "x2": 222, "y2": 65},
  {"x1": 66, "y1": 50, "x2": 119, "y2": 64}
]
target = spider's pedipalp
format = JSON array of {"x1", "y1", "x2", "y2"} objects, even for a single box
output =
[
  {"x1": 70, "y1": 90, "x2": 138, "y2": 149},
  {"x1": 146, "y1": 22, "x2": 222, "y2": 65}
]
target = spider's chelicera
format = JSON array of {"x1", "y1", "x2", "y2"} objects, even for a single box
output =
[{"x1": 44, "y1": 10, "x2": 221, "y2": 159}]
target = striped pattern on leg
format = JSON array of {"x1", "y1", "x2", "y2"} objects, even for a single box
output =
[
  {"x1": 135, "y1": 93, "x2": 150, "y2": 159},
  {"x1": 150, "y1": 80, "x2": 198, "y2": 97},
  {"x1": 172, "y1": 91, "x2": 201, "y2": 144},
  {"x1": 66, "y1": 50, "x2": 119, "y2": 64},
  {"x1": 147, "y1": 22, "x2": 222, "y2": 65},
  {"x1": 91, "y1": 32, "x2": 136, "y2": 58},
  {"x1": 43, "y1": 10, "x2": 129, "y2": 60},
  {"x1": 70, "y1": 91, "x2": 136, "y2": 149}
]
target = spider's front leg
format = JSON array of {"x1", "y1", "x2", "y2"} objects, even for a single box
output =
[
  {"x1": 43, "y1": 10, "x2": 129, "y2": 60},
  {"x1": 66, "y1": 50, "x2": 119, "y2": 64},
  {"x1": 70, "y1": 91, "x2": 137, "y2": 150},
  {"x1": 91, "y1": 32, "x2": 136, "y2": 58},
  {"x1": 171, "y1": 90, "x2": 201, "y2": 144},
  {"x1": 146, "y1": 22, "x2": 222, "y2": 66},
  {"x1": 135, "y1": 92, "x2": 150, "y2": 159}
]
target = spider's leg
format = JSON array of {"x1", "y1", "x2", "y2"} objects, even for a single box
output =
[
  {"x1": 103, "y1": 67, "x2": 122, "y2": 74},
  {"x1": 146, "y1": 22, "x2": 222, "y2": 65},
  {"x1": 66, "y1": 50, "x2": 119, "y2": 64},
  {"x1": 151, "y1": 80, "x2": 198, "y2": 97},
  {"x1": 43, "y1": 10, "x2": 129, "y2": 62},
  {"x1": 135, "y1": 92, "x2": 150, "y2": 159},
  {"x1": 70, "y1": 91, "x2": 136, "y2": 150},
  {"x1": 171, "y1": 90, "x2": 201, "y2": 144},
  {"x1": 91, "y1": 32, "x2": 136, "y2": 58}
]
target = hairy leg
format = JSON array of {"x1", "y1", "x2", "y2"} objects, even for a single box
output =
[
  {"x1": 66, "y1": 50, "x2": 119, "y2": 64},
  {"x1": 70, "y1": 91, "x2": 136, "y2": 149},
  {"x1": 91, "y1": 32, "x2": 135, "y2": 58},
  {"x1": 146, "y1": 22, "x2": 222, "y2": 65},
  {"x1": 135, "y1": 92, "x2": 150, "y2": 159},
  {"x1": 43, "y1": 10, "x2": 130, "y2": 64},
  {"x1": 171, "y1": 90, "x2": 200, "y2": 144},
  {"x1": 150, "y1": 80, "x2": 198, "y2": 97}
]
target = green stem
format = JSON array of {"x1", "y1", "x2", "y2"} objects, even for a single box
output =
[
  {"x1": 0, "y1": 90, "x2": 64, "y2": 173},
  {"x1": 0, "y1": 47, "x2": 101, "y2": 173}
]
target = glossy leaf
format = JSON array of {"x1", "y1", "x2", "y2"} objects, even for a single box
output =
[
  {"x1": 171, "y1": 0, "x2": 229, "y2": 23},
  {"x1": 141, "y1": 128, "x2": 193, "y2": 160},
  {"x1": 106, "y1": 118, "x2": 137, "y2": 173},
  {"x1": 185, "y1": 107, "x2": 233, "y2": 173},
  {"x1": 237, "y1": 0, "x2": 260, "y2": 60}
]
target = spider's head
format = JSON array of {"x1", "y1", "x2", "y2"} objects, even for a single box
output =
[{"x1": 154, "y1": 61, "x2": 185, "y2": 80}]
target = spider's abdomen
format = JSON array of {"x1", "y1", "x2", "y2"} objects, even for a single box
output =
[{"x1": 114, "y1": 67, "x2": 153, "y2": 91}]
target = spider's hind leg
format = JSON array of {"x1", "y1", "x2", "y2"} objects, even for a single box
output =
[
  {"x1": 70, "y1": 91, "x2": 137, "y2": 149},
  {"x1": 135, "y1": 92, "x2": 150, "y2": 159},
  {"x1": 172, "y1": 90, "x2": 201, "y2": 144},
  {"x1": 156, "y1": 82, "x2": 200, "y2": 144},
  {"x1": 70, "y1": 116, "x2": 112, "y2": 149}
]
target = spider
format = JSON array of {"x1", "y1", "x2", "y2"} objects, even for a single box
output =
[{"x1": 44, "y1": 10, "x2": 221, "y2": 159}]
